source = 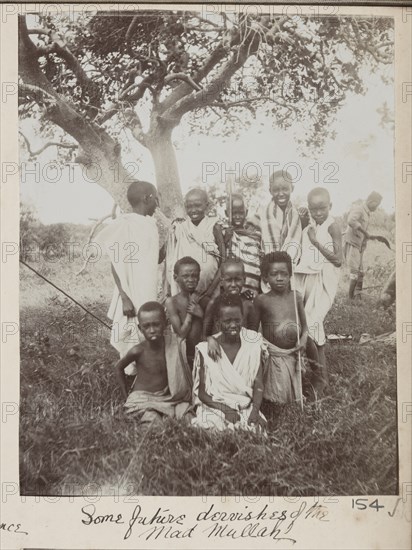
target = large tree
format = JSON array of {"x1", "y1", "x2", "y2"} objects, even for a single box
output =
[{"x1": 19, "y1": 10, "x2": 393, "y2": 219}]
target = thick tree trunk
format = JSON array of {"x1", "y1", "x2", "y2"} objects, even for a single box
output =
[
  {"x1": 18, "y1": 15, "x2": 170, "y2": 243},
  {"x1": 147, "y1": 127, "x2": 185, "y2": 220}
]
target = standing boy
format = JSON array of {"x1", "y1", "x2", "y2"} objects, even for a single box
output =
[
  {"x1": 115, "y1": 302, "x2": 191, "y2": 425},
  {"x1": 224, "y1": 193, "x2": 262, "y2": 299},
  {"x1": 343, "y1": 191, "x2": 382, "y2": 299},
  {"x1": 96, "y1": 180, "x2": 163, "y2": 374},
  {"x1": 166, "y1": 188, "x2": 225, "y2": 298},
  {"x1": 248, "y1": 170, "x2": 302, "y2": 265},
  {"x1": 192, "y1": 295, "x2": 266, "y2": 432},
  {"x1": 165, "y1": 257, "x2": 208, "y2": 369},
  {"x1": 252, "y1": 252, "x2": 308, "y2": 405},
  {"x1": 294, "y1": 187, "x2": 342, "y2": 388}
]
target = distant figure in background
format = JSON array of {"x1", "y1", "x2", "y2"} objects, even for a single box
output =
[
  {"x1": 116, "y1": 302, "x2": 191, "y2": 426},
  {"x1": 224, "y1": 193, "x2": 262, "y2": 299},
  {"x1": 343, "y1": 191, "x2": 383, "y2": 299},
  {"x1": 166, "y1": 188, "x2": 225, "y2": 298},
  {"x1": 295, "y1": 187, "x2": 342, "y2": 391},
  {"x1": 248, "y1": 170, "x2": 302, "y2": 266},
  {"x1": 378, "y1": 269, "x2": 396, "y2": 309},
  {"x1": 95, "y1": 181, "x2": 164, "y2": 375}
]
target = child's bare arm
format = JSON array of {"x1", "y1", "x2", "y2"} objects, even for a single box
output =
[
  {"x1": 165, "y1": 297, "x2": 193, "y2": 339},
  {"x1": 115, "y1": 345, "x2": 142, "y2": 400},
  {"x1": 245, "y1": 300, "x2": 259, "y2": 330},
  {"x1": 202, "y1": 297, "x2": 216, "y2": 340},
  {"x1": 296, "y1": 292, "x2": 308, "y2": 350},
  {"x1": 202, "y1": 297, "x2": 222, "y2": 359},
  {"x1": 307, "y1": 222, "x2": 342, "y2": 267},
  {"x1": 249, "y1": 296, "x2": 262, "y2": 332},
  {"x1": 111, "y1": 264, "x2": 135, "y2": 317},
  {"x1": 328, "y1": 222, "x2": 343, "y2": 266}
]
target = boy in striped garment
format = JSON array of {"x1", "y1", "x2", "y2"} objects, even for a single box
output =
[
  {"x1": 248, "y1": 170, "x2": 302, "y2": 267},
  {"x1": 224, "y1": 193, "x2": 262, "y2": 299}
]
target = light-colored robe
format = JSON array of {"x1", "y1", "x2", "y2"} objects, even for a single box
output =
[
  {"x1": 166, "y1": 216, "x2": 220, "y2": 296},
  {"x1": 94, "y1": 213, "x2": 159, "y2": 373},
  {"x1": 294, "y1": 215, "x2": 340, "y2": 345},
  {"x1": 192, "y1": 329, "x2": 265, "y2": 431}
]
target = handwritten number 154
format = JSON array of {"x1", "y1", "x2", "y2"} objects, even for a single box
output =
[{"x1": 352, "y1": 499, "x2": 384, "y2": 512}]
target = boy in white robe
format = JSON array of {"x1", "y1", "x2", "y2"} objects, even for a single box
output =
[
  {"x1": 192, "y1": 295, "x2": 266, "y2": 432},
  {"x1": 166, "y1": 188, "x2": 225, "y2": 298},
  {"x1": 295, "y1": 187, "x2": 343, "y2": 387},
  {"x1": 95, "y1": 181, "x2": 164, "y2": 374}
]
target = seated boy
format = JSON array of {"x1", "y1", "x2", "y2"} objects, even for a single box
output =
[
  {"x1": 224, "y1": 193, "x2": 262, "y2": 299},
  {"x1": 115, "y1": 302, "x2": 191, "y2": 426},
  {"x1": 165, "y1": 257, "x2": 208, "y2": 369},
  {"x1": 192, "y1": 295, "x2": 266, "y2": 432},
  {"x1": 166, "y1": 188, "x2": 225, "y2": 298},
  {"x1": 294, "y1": 187, "x2": 342, "y2": 389},
  {"x1": 252, "y1": 252, "x2": 308, "y2": 406},
  {"x1": 202, "y1": 258, "x2": 258, "y2": 360}
]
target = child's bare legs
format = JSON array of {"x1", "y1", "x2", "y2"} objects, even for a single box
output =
[{"x1": 305, "y1": 337, "x2": 327, "y2": 398}]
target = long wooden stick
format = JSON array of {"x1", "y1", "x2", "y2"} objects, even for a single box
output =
[{"x1": 291, "y1": 262, "x2": 304, "y2": 411}]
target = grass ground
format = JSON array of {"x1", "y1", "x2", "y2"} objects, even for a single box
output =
[{"x1": 19, "y1": 239, "x2": 397, "y2": 496}]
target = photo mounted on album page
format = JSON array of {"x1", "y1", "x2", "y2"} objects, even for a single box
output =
[{"x1": 0, "y1": 1, "x2": 411, "y2": 549}]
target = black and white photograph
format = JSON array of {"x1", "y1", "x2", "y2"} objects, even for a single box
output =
[{"x1": 16, "y1": 5, "x2": 399, "y2": 502}]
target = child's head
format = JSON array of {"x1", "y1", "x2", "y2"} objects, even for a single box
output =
[
  {"x1": 226, "y1": 193, "x2": 247, "y2": 229},
  {"x1": 220, "y1": 258, "x2": 245, "y2": 296},
  {"x1": 366, "y1": 191, "x2": 382, "y2": 212},
  {"x1": 307, "y1": 187, "x2": 331, "y2": 225},
  {"x1": 261, "y1": 251, "x2": 292, "y2": 293},
  {"x1": 127, "y1": 180, "x2": 159, "y2": 216},
  {"x1": 215, "y1": 294, "x2": 243, "y2": 338},
  {"x1": 184, "y1": 188, "x2": 208, "y2": 225},
  {"x1": 137, "y1": 301, "x2": 166, "y2": 342},
  {"x1": 173, "y1": 256, "x2": 200, "y2": 293},
  {"x1": 269, "y1": 170, "x2": 294, "y2": 210}
]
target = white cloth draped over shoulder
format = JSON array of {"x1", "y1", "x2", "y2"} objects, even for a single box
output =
[
  {"x1": 166, "y1": 217, "x2": 220, "y2": 296},
  {"x1": 192, "y1": 329, "x2": 265, "y2": 431},
  {"x1": 294, "y1": 215, "x2": 340, "y2": 345},
  {"x1": 94, "y1": 213, "x2": 159, "y2": 370}
]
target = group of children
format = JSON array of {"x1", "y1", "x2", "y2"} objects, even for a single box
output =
[{"x1": 108, "y1": 169, "x2": 350, "y2": 431}]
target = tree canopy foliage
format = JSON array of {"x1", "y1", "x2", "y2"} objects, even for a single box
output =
[{"x1": 19, "y1": 10, "x2": 394, "y2": 217}]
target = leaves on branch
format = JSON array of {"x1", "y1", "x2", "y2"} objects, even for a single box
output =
[{"x1": 19, "y1": 11, "x2": 394, "y2": 172}]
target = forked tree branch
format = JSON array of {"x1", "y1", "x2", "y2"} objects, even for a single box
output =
[{"x1": 19, "y1": 130, "x2": 77, "y2": 158}]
